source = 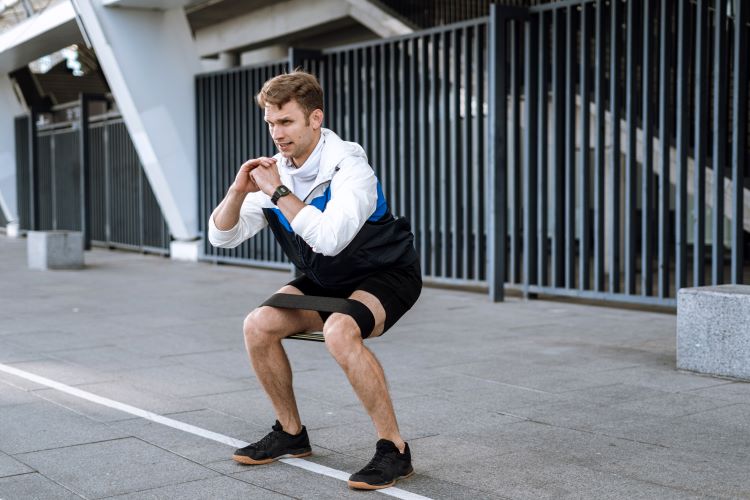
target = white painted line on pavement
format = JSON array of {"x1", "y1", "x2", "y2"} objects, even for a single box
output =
[{"x1": 0, "y1": 362, "x2": 431, "y2": 500}]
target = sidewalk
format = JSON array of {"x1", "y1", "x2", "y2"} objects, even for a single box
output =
[{"x1": 0, "y1": 235, "x2": 748, "y2": 499}]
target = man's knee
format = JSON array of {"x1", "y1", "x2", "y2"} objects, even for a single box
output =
[
  {"x1": 243, "y1": 306, "x2": 282, "y2": 346},
  {"x1": 323, "y1": 313, "x2": 362, "y2": 358}
]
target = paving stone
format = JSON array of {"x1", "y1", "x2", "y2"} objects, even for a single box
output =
[
  {"x1": 0, "y1": 472, "x2": 82, "y2": 500},
  {"x1": 104, "y1": 475, "x2": 291, "y2": 499},
  {"x1": 191, "y1": 387, "x2": 370, "y2": 431},
  {"x1": 109, "y1": 409, "x2": 260, "y2": 464},
  {"x1": 0, "y1": 451, "x2": 33, "y2": 478},
  {"x1": 114, "y1": 364, "x2": 249, "y2": 398},
  {"x1": 50, "y1": 380, "x2": 207, "y2": 419},
  {"x1": 424, "y1": 450, "x2": 704, "y2": 499},
  {"x1": 16, "y1": 438, "x2": 218, "y2": 499},
  {"x1": 231, "y1": 461, "x2": 364, "y2": 499},
  {"x1": 0, "y1": 381, "x2": 40, "y2": 408},
  {"x1": 686, "y1": 381, "x2": 750, "y2": 404},
  {"x1": 0, "y1": 401, "x2": 129, "y2": 454}
]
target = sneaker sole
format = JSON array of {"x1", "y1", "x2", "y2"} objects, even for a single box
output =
[
  {"x1": 232, "y1": 450, "x2": 312, "y2": 465},
  {"x1": 347, "y1": 469, "x2": 415, "y2": 490}
]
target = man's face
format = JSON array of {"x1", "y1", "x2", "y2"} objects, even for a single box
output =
[{"x1": 264, "y1": 100, "x2": 322, "y2": 165}]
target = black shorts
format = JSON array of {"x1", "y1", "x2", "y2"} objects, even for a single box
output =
[{"x1": 286, "y1": 260, "x2": 422, "y2": 336}]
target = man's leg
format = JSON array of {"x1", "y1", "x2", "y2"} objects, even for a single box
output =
[
  {"x1": 322, "y1": 290, "x2": 406, "y2": 452},
  {"x1": 244, "y1": 285, "x2": 323, "y2": 434}
]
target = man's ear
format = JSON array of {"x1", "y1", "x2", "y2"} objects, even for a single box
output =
[{"x1": 311, "y1": 109, "x2": 324, "y2": 129}]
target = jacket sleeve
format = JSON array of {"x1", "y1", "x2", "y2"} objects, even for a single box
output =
[
  {"x1": 207, "y1": 190, "x2": 269, "y2": 248},
  {"x1": 290, "y1": 156, "x2": 377, "y2": 256}
]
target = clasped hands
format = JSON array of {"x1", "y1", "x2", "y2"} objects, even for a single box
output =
[{"x1": 233, "y1": 157, "x2": 282, "y2": 196}]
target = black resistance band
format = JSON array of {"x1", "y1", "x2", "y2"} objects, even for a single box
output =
[{"x1": 261, "y1": 293, "x2": 375, "y2": 339}]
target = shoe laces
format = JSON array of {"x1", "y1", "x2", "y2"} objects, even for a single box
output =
[
  {"x1": 252, "y1": 422, "x2": 284, "y2": 449},
  {"x1": 363, "y1": 448, "x2": 395, "y2": 471}
]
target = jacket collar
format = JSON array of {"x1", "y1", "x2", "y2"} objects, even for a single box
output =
[{"x1": 274, "y1": 128, "x2": 366, "y2": 189}]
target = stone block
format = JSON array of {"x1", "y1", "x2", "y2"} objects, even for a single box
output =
[
  {"x1": 677, "y1": 285, "x2": 750, "y2": 380},
  {"x1": 27, "y1": 230, "x2": 84, "y2": 270}
]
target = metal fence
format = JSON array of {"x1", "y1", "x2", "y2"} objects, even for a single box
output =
[
  {"x1": 15, "y1": 109, "x2": 170, "y2": 254},
  {"x1": 198, "y1": 0, "x2": 748, "y2": 307},
  {"x1": 491, "y1": 0, "x2": 749, "y2": 305}
]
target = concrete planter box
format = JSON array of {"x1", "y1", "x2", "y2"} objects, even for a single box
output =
[
  {"x1": 677, "y1": 285, "x2": 750, "y2": 381},
  {"x1": 27, "y1": 231, "x2": 84, "y2": 270}
]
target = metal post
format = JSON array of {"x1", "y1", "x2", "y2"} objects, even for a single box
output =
[
  {"x1": 79, "y1": 93, "x2": 108, "y2": 251},
  {"x1": 28, "y1": 108, "x2": 39, "y2": 231},
  {"x1": 488, "y1": 3, "x2": 507, "y2": 302}
]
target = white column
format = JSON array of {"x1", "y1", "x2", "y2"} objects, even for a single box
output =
[
  {"x1": 0, "y1": 74, "x2": 25, "y2": 229},
  {"x1": 75, "y1": 0, "x2": 201, "y2": 243}
]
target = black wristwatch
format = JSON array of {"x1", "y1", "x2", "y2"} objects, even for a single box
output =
[{"x1": 271, "y1": 185, "x2": 291, "y2": 205}]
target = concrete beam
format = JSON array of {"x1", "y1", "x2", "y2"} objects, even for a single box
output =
[
  {"x1": 0, "y1": 73, "x2": 25, "y2": 224},
  {"x1": 102, "y1": 0, "x2": 195, "y2": 9},
  {"x1": 346, "y1": 0, "x2": 413, "y2": 38},
  {"x1": 194, "y1": 0, "x2": 350, "y2": 57},
  {"x1": 0, "y1": 1, "x2": 83, "y2": 73},
  {"x1": 76, "y1": 0, "x2": 202, "y2": 241}
]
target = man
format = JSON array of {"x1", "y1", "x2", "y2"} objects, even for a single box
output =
[{"x1": 208, "y1": 70, "x2": 421, "y2": 490}]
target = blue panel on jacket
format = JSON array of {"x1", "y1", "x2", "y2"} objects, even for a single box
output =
[{"x1": 270, "y1": 178, "x2": 389, "y2": 232}]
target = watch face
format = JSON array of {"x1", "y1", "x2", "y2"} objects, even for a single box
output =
[{"x1": 278, "y1": 185, "x2": 291, "y2": 196}]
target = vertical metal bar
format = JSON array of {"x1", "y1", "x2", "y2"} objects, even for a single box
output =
[
  {"x1": 593, "y1": 0, "x2": 606, "y2": 291},
  {"x1": 609, "y1": 0, "x2": 622, "y2": 293},
  {"x1": 430, "y1": 34, "x2": 439, "y2": 277},
  {"x1": 524, "y1": 15, "x2": 539, "y2": 292},
  {"x1": 477, "y1": 24, "x2": 486, "y2": 282},
  {"x1": 28, "y1": 109, "x2": 39, "y2": 231},
  {"x1": 731, "y1": 0, "x2": 748, "y2": 284},
  {"x1": 538, "y1": 11, "x2": 548, "y2": 287},
  {"x1": 552, "y1": 8, "x2": 565, "y2": 287},
  {"x1": 451, "y1": 29, "x2": 462, "y2": 279},
  {"x1": 624, "y1": 0, "x2": 639, "y2": 295},
  {"x1": 658, "y1": 0, "x2": 673, "y2": 298},
  {"x1": 419, "y1": 36, "x2": 428, "y2": 273},
  {"x1": 401, "y1": 40, "x2": 410, "y2": 224},
  {"x1": 509, "y1": 20, "x2": 521, "y2": 284},
  {"x1": 564, "y1": 6, "x2": 575, "y2": 289},
  {"x1": 579, "y1": 3, "x2": 591, "y2": 290},
  {"x1": 390, "y1": 43, "x2": 399, "y2": 215},
  {"x1": 462, "y1": 28, "x2": 472, "y2": 281},
  {"x1": 642, "y1": 0, "x2": 654, "y2": 295},
  {"x1": 80, "y1": 95, "x2": 91, "y2": 250},
  {"x1": 693, "y1": 0, "x2": 709, "y2": 286},
  {"x1": 440, "y1": 34, "x2": 450, "y2": 277},
  {"x1": 408, "y1": 39, "x2": 417, "y2": 241},
  {"x1": 711, "y1": 0, "x2": 727, "y2": 285},
  {"x1": 488, "y1": 4, "x2": 507, "y2": 300},
  {"x1": 675, "y1": 0, "x2": 691, "y2": 291}
]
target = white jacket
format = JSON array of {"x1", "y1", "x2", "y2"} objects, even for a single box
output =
[{"x1": 208, "y1": 128, "x2": 378, "y2": 257}]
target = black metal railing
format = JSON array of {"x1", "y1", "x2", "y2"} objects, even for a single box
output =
[
  {"x1": 492, "y1": 0, "x2": 749, "y2": 306},
  {"x1": 14, "y1": 105, "x2": 170, "y2": 254}
]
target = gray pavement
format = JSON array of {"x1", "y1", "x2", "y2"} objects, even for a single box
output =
[{"x1": 0, "y1": 235, "x2": 748, "y2": 499}]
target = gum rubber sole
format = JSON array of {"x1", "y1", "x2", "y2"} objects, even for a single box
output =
[
  {"x1": 347, "y1": 469, "x2": 415, "y2": 490},
  {"x1": 232, "y1": 450, "x2": 312, "y2": 465}
]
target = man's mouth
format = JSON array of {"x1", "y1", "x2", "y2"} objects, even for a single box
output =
[{"x1": 276, "y1": 142, "x2": 292, "y2": 150}]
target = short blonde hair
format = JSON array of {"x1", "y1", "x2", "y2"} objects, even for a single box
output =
[{"x1": 256, "y1": 70, "x2": 324, "y2": 120}]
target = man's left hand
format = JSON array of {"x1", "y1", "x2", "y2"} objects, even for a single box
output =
[{"x1": 249, "y1": 158, "x2": 283, "y2": 196}]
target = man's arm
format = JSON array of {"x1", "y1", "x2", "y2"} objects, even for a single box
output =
[{"x1": 207, "y1": 157, "x2": 271, "y2": 248}]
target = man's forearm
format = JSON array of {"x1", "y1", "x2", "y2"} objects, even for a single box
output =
[{"x1": 211, "y1": 189, "x2": 247, "y2": 230}]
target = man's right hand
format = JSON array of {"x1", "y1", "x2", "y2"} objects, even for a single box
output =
[{"x1": 232, "y1": 157, "x2": 277, "y2": 194}]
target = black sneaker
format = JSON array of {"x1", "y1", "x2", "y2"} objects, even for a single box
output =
[
  {"x1": 233, "y1": 420, "x2": 312, "y2": 465},
  {"x1": 348, "y1": 439, "x2": 414, "y2": 490}
]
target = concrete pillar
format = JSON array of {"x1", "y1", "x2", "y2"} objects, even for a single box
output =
[
  {"x1": 75, "y1": 0, "x2": 202, "y2": 246},
  {"x1": 0, "y1": 73, "x2": 25, "y2": 227}
]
